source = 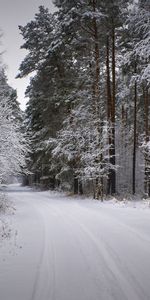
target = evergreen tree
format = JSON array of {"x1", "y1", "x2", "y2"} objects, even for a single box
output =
[
  {"x1": 0, "y1": 67, "x2": 27, "y2": 182},
  {"x1": 18, "y1": 1, "x2": 149, "y2": 198}
]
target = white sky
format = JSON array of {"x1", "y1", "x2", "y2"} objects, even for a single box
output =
[{"x1": 0, "y1": 0, "x2": 56, "y2": 110}]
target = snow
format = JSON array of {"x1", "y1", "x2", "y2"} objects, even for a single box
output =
[{"x1": 1, "y1": 185, "x2": 150, "y2": 300}]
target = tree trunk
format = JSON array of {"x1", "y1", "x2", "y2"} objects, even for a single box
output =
[
  {"x1": 92, "y1": 0, "x2": 103, "y2": 199},
  {"x1": 144, "y1": 87, "x2": 150, "y2": 196},
  {"x1": 74, "y1": 176, "x2": 78, "y2": 194},
  {"x1": 106, "y1": 35, "x2": 112, "y2": 194},
  {"x1": 106, "y1": 36, "x2": 112, "y2": 121},
  {"x1": 92, "y1": 0, "x2": 100, "y2": 123},
  {"x1": 132, "y1": 65, "x2": 137, "y2": 195},
  {"x1": 79, "y1": 180, "x2": 83, "y2": 195},
  {"x1": 110, "y1": 25, "x2": 116, "y2": 194}
]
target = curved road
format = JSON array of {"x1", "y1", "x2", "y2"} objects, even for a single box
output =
[{"x1": 0, "y1": 185, "x2": 150, "y2": 300}]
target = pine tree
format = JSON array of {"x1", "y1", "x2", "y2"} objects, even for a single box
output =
[{"x1": 18, "y1": 1, "x2": 149, "y2": 197}]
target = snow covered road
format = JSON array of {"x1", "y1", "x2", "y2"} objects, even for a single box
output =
[{"x1": 1, "y1": 185, "x2": 150, "y2": 300}]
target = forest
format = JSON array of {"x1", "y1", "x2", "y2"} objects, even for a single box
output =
[
  {"x1": 0, "y1": 66, "x2": 26, "y2": 184},
  {"x1": 16, "y1": 0, "x2": 150, "y2": 199},
  {"x1": 0, "y1": 1, "x2": 150, "y2": 298}
]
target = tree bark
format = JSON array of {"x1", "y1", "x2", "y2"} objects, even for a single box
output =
[
  {"x1": 74, "y1": 176, "x2": 78, "y2": 194},
  {"x1": 106, "y1": 35, "x2": 112, "y2": 194},
  {"x1": 79, "y1": 180, "x2": 83, "y2": 195},
  {"x1": 106, "y1": 36, "x2": 112, "y2": 121},
  {"x1": 92, "y1": 0, "x2": 100, "y2": 123},
  {"x1": 144, "y1": 87, "x2": 150, "y2": 196},
  {"x1": 109, "y1": 24, "x2": 116, "y2": 194},
  {"x1": 92, "y1": 0, "x2": 103, "y2": 199},
  {"x1": 132, "y1": 64, "x2": 137, "y2": 195}
]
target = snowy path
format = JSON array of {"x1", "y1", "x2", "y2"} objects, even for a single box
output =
[{"x1": 1, "y1": 185, "x2": 150, "y2": 300}]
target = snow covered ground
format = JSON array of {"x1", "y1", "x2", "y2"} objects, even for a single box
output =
[{"x1": 0, "y1": 185, "x2": 150, "y2": 300}]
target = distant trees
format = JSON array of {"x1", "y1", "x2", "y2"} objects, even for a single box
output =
[
  {"x1": 0, "y1": 67, "x2": 27, "y2": 183},
  {"x1": 18, "y1": 1, "x2": 150, "y2": 197}
]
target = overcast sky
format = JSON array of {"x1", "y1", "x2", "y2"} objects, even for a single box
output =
[{"x1": 0, "y1": 0, "x2": 56, "y2": 110}]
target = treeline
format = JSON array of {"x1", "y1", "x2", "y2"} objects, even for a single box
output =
[
  {"x1": 18, "y1": 0, "x2": 150, "y2": 198},
  {"x1": 0, "y1": 65, "x2": 27, "y2": 183}
]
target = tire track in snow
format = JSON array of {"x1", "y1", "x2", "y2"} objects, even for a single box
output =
[
  {"x1": 6, "y1": 187, "x2": 150, "y2": 300},
  {"x1": 37, "y1": 199, "x2": 136, "y2": 300},
  {"x1": 96, "y1": 205, "x2": 150, "y2": 245},
  {"x1": 33, "y1": 195, "x2": 149, "y2": 299},
  {"x1": 34, "y1": 198, "x2": 106, "y2": 300},
  {"x1": 74, "y1": 201, "x2": 150, "y2": 246},
  {"x1": 58, "y1": 205, "x2": 148, "y2": 300},
  {"x1": 29, "y1": 200, "x2": 56, "y2": 300}
]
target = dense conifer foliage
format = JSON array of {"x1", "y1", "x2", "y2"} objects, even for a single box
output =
[
  {"x1": 0, "y1": 67, "x2": 27, "y2": 182},
  {"x1": 19, "y1": 1, "x2": 150, "y2": 198}
]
